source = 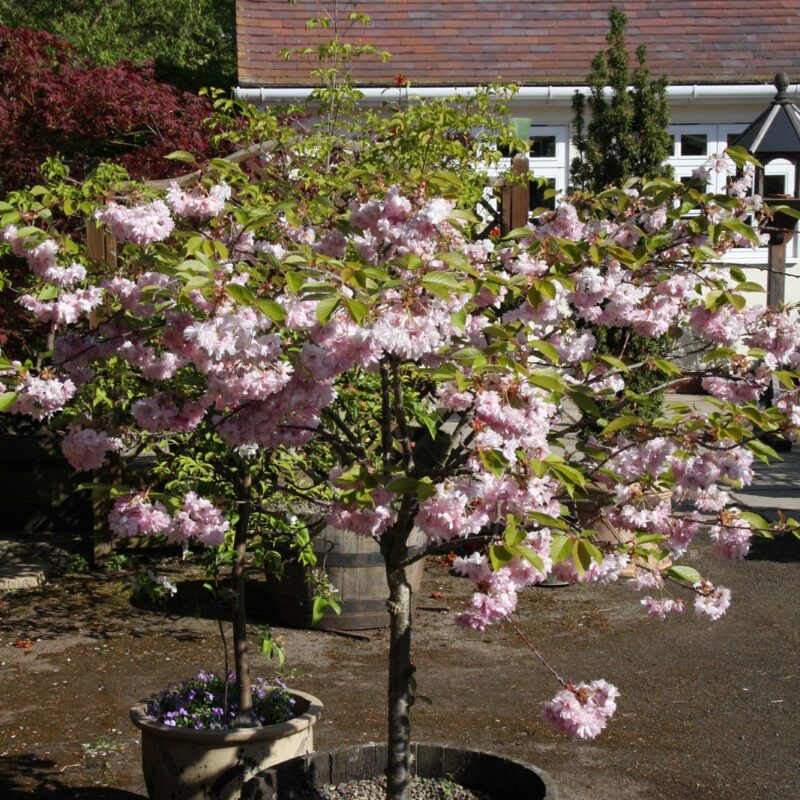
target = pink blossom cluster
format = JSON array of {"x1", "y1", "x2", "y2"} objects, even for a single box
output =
[
  {"x1": 2, "y1": 225, "x2": 88, "y2": 286},
  {"x1": 11, "y1": 373, "x2": 76, "y2": 420},
  {"x1": 327, "y1": 488, "x2": 397, "y2": 539},
  {"x1": 19, "y1": 287, "x2": 104, "y2": 327},
  {"x1": 709, "y1": 510, "x2": 753, "y2": 560},
  {"x1": 640, "y1": 595, "x2": 685, "y2": 619},
  {"x1": 109, "y1": 494, "x2": 172, "y2": 538},
  {"x1": 541, "y1": 679, "x2": 620, "y2": 740},
  {"x1": 693, "y1": 580, "x2": 732, "y2": 621},
  {"x1": 349, "y1": 188, "x2": 459, "y2": 264},
  {"x1": 95, "y1": 200, "x2": 174, "y2": 244},
  {"x1": 61, "y1": 425, "x2": 122, "y2": 471},
  {"x1": 166, "y1": 182, "x2": 231, "y2": 220},
  {"x1": 169, "y1": 492, "x2": 230, "y2": 546},
  {"x1": 131, "y1": 394, "x2": 207, "y2": 433}
]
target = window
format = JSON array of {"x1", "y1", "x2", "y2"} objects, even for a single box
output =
[
  {"x1": 764, "y1": 174, "x2": 788, "y2": 197},
  {"x1": 681, "y1": 133, "x2": 708, "y2": 157},
  {"x1": 530, "y1": 136, "x2": 557, "y2": 159}
]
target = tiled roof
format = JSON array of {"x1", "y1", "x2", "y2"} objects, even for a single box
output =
[{"x1": 237, "y1": 1, "x2": 800, "y2": 88}]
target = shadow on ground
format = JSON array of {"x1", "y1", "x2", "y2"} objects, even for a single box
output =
[{"x1": 0, "y1": 754, "x2": 146, "y2": 799}]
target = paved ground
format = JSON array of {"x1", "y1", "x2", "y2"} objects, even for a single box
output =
[{"x1": 0, "y1": 414, "x2": 798, "y2": 800}]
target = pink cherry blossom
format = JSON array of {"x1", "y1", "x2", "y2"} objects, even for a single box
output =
[
  {"x1": 541, "y1": 679, "x2": 619, "y2": 740},
  {"x1": 61, "y1": 425, "x2": 122, "y2": 471},
  {"x1": 109, "y1": 494, "x2": 172, "y2": 538},
  {"x1": 693, "y1": 580, "x2": 732, "y2": 621}
]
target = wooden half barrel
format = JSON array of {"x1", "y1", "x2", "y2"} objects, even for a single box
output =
[
  {"x1": 263, "y1": 526, "x2": 425, "y2": 631},
  {"x1": 242, "y1": 742, "x2": 557, "y2": 800}
]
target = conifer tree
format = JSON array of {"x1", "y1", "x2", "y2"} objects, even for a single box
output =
[{"x1": 571, "y1": 6, "x2": 673, "y2": 191}]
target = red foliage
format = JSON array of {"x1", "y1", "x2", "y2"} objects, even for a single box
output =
[{"x1": 0, "y1": 26, "x2": 219, "y2": 193}]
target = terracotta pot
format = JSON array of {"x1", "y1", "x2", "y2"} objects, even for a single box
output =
[
  {"x1": 130, "y1": 689, "x2": 322, "y2": 800},
  {"x1": 241, "y1": 742, "x2": 557, "y2": 799},
  {"x1": 576, "y1": 488, "x2": 672, "y2": 578}
]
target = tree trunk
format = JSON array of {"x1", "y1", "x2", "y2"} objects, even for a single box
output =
[
  {"x1": 232, "y1": 468, "x2": 259, "y2": 728},
  {"x1": 384, "y1": 530, "x2": 415, "y2": 800}
]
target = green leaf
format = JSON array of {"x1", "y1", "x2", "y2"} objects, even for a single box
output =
[
  {"x1": 735, "y1": 281, "x2": 765, "y2": 293},
  {"x1": 285, "y1": 271, "x2": 305, "y2": 293},
  {"x1": 479, "y1": 449, "x2": 508, "y2": 476},
  {"x1": 516, "y1": 545, "x2": 545, "y2": 573},
  {"x1": 421, "y1": 271, "x2": 463, "y2": 299},
  {"x1": 568, "y1": 390, "x2": 601, "y2": 417},
  {"x1": 601, "y1": 415, "x2": 642, "y2": 435},
  {"x1": 315, "y1": 295, "x2": 340, "y2": 325},
  {"x1": 528, "y1": 511, "x2": 569, "y2": 531},
  {"x1": 652, "y1": 358, "x2": 682, "y2": 377},
  {"x1": 550, "y1": 533, "x2": 573, "y2": 562},
  {"x1": 0, "y1": 392, "x2": 18, "y2": 412},
  {"x1": 254, "y1": 298, "x2": 287, "y2": 324},
  {"x1": 598, "y1": 354, "x2": 629, "y2": 372},
  {"x1": 503, "y1": 518, "x2": 525, "y2": 548},
  {"x1": 530, "y1": 339, "x2": 560, "y2": 364},
  {"x1": 769, "y1": 203, "x2": 800, "y2": 220},
  {"x1": 665, "y1": 565, "x2": 702, "y2": 584},
  {"x1": 225, "y1": 283, "x2": 255, "y2": 305},
  {"x1": 720, "y1": 218, "x2": 760, "y2": 244},
  {"x1": 344, "y1": 297, "x2": 369, "y2": 325},
  {"x1": 489, "y1": 544, "x2": 514, "y2": 570},
  {"x1": 724, "y1": 145, "x2": 762, "y2": 169},
  {"x1": 164, "y1": 150, "x2": 197, "y2": 163},
  {"x1": 386, "y1": 476, "x2": 420, "y2": 494},
  {"x1": 528, "y1": 371, "x2": 564, "y2": 393},
  {"x1": 746, "y1": 438, "x2": 779, "y2": 462},
  {"x1": 737, "y1": 511, "x2": 771, "y2": 531}
]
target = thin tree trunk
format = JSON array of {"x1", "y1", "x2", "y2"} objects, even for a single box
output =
[
  {"x1": 232, "y1": 468, "x2": 259, "y2": 727},
  {"x1": 384, "y1": 535, "x2": 414, "y2": 800}
]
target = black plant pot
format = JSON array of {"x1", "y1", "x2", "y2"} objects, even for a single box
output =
[{"x1": 242, "y1": 742, "x2": 557, "y2": 799}]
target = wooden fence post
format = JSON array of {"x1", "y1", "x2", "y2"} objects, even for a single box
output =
[{"x1": 500, "y1": 154, "x2": 530, "y2": 235}]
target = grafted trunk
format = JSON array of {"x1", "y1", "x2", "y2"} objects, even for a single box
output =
[
  {"x1": 232, "y1": 468, "x2": 259, "y2": 728},
  {"x1": 384, "y1": 542, "x2": 414, "y2": 800}
]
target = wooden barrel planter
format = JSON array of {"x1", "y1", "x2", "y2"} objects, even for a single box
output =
[
  {"x1": 263, "y1": 526, "x2": 425, "y2": 631},
  {"x1": 241, "y1": 742, "x2": 557, "y2": 800}
]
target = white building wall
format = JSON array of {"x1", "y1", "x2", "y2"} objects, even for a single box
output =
[{"x1": 504, "y1": 96, "x2": 800, "y2": 305}]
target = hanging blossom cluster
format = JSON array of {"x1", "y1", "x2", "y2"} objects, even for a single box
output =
[
  {"x1": 541, "y1": 680, "x2": 620, "y2": 740},
  {"x1": 109, "y1": 492, "x2": 229, "y2": 546},
  {"x1": 3, "y1": 172, "x2": 799, "y2": 743}
]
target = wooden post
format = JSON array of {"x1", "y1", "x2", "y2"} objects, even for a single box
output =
[
  {"x1": 766, "y1": 210, "x2": 795, "y2": 406},
  {"x1": 500, "y1": 155, "x2": 530, "y2": 235}
]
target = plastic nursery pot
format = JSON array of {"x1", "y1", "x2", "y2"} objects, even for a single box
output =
[
  {"x1": 130, "y1": 689, "x2": 323, "y2": 800},
  {"x1": 241, "y1": 741, "x2": 558, "y2": 799}
]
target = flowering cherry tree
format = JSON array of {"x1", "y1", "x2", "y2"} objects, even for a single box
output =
[{"x1": 2, "y1": 144, "x2": 800, "y2": 800}]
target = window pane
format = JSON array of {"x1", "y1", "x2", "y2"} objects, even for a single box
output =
[
  {"x1": 727, "y1": 131, "x2": 744, "y2": 147},
  {"x1": 681, "y1": 133, "x2": 707, "y2": 156},
  {"x1": 764, "y1": 174, "x2": 787, "y2": 196},
  {"x1": 530, "y1": 136, "x2": 556, "y2": 158},
  {"x1": 530, "y1": 178, "x2": 557, "y2": 210}
]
